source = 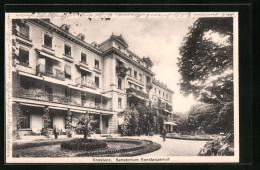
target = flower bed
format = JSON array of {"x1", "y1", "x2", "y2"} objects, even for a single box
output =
[
  {"x1": 12, "y1": 138, "x2": 72, "y2": 150},
  {"x1": 61, "y1": 138, "x2": 107, "y2": 151},
  {"x1": 166, "y1": 133, "x2": 215, "y2": 141},
  {"x1": 12, "y1": 138, "x2": 161, "y2": 157},
  {"x1": 76, "y1": 138, "x2": 161, "y2": 157}
]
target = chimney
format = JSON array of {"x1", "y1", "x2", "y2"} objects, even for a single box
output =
[
  {"x1": 77, "y1": 33, "x2": 85, "y2": 41},
  {"x1": 61, "y1": 24, "x2": 70, "y2": 32}
]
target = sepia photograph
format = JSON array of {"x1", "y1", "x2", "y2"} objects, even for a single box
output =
[{"x1": 5, "y1": 12, "x2": 239, "y2": 163}]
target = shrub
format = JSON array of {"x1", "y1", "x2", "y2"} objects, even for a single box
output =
[
  {"x1": 61, "y1": 138, "x2": 107, "y2": 151},
  {"x1": 95, "y1": 128, "x2": 101, "y2": 134}
]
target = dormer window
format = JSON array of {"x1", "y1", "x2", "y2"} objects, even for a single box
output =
[
  {"x1": 61, "y1": 24, "x2": 70, "y2": 32},
  {"x1": 80, "y1": 35, "x2": 85, "y2": 41},
  {"x1": 118, "y1": 46, "x2": 121, "y2": 50},
  {"x1": 129, "y1": 55, "x2": 133, "y2": 59},
  {"x1": 77, "y1": 33, "x2": 85, "y2": 41},
  {"x1": 137, "y1": 60, "x2": 140, "y2": 64}
]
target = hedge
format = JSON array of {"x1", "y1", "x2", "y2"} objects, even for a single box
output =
[{"x1": 61, "y1": 138, "x2": 107, "y2": 151}]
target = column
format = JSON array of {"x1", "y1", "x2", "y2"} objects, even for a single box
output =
[{"x1": 100, "y1": 114, "x2": 102, "y2": 134}]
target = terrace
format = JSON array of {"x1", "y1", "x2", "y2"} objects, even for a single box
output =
[
  {"x1": 75, "y1": 77, "x2": 97, "y2": 89},
  {"x1": 36, "y1": 64, "x2": 65, "y2": 81},
  {"x1": 126, "y1": 88, "x2": 149, "y2": 99}
]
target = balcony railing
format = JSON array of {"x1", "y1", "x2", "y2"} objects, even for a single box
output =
[
  {"x1": 14, "y1": 87, "x2": 112, "y2": 111},
  {"x1": 82, "y1": 102, "x2": 112, "y2": 111},
  {"x1": 166, "y1": 103, "x2": 173, "y2": 111},
  {"x1": 36, "y1": 64, "x2": 65, "y2": 81},
  {"x1": 17, "y1": 61, "x2": 29, "y2": 67},
  {"x1": 75, "y1": 77, "x2": 97, "y2": 89},
  {"x1": 116, "y1": 64, "x2": 128, "y2": 77},
  {"x1": 126, "y1": 88, "x2": 149, "y2": 99},
  {"x1": 146, "y1": 82, "x2": 153, "y2": 90},
  {"x1": 14, "y1": 88, "x2": 70, "y2": 104}
]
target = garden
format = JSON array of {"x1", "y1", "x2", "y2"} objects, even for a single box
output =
[
  {"x1": 12, "y1": 110, "x2": 161, "y2": 157},
  {"x1": 13, "y1": 138, "x2": 161, "y2": 157}
]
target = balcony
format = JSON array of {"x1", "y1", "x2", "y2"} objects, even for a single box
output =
[
  {"x1": 126, "y1": 88, "x2": 149, "y2": 99},
  {"x1": 14, "y1": 88, "x2": 70, "y2": 104},
  {"x1": 146, "y1": 82, "x2": 153, "y2": 90},
  {"x1": 166, "y1": 102, "x2": 173, "y2": 111},
  {"x1": 116, "y1": 64, "x2": 128, "y2": 77},
  {"x1": 75, "y1": 77, "x2": 97, "y2": 89},
  {"x1": 36, "y1": 64, "x2": 65, "y2": 81}
]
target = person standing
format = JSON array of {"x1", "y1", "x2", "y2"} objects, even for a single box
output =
[
  {"x1": 53, "y1": 125, "x2": 58, "y2": 139},
  {"x1": 162, "y1": 128, "x2": 167, "y2": 142}
]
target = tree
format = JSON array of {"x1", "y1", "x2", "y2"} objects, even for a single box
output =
[
  {"x1": 42, "y1": 107, "x2": 51, "y2": 137},
  {"x1": 178, "y1": 17, "x2": 233, "y2": 104},
  {"x1": 119, "y1": 109, "x2": 139, "y2": 136},
  {"x1": 75, "y1": 112, "x2": 95, "y2": 141},
  {"x1": 13, "y1": 103, "x2": 23, "y2": 139},
  {"x1": 65, "y1": 110, "x2": 72, "y2": 137}
]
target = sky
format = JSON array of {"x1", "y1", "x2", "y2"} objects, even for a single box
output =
[{"x1": 51, "y1": 16, "x2": 198, "y2": 113}]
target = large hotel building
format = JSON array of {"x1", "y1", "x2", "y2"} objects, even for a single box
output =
[{"x1": 11, "y1": 19, "x2": 175, "y2": 135}]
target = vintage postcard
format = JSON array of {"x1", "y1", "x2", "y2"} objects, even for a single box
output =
[{"x1": 5, "y1": 12, "x2": 239, "y2": 163}]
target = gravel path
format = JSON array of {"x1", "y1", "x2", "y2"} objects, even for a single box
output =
[{"x1": 120, "y1": 135, "x2": 207, "y2": 156}]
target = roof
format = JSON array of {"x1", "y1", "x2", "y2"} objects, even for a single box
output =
[
  {"x1": 111, "y1": 34, "x2": 129, "y2": 48},
  {"x1": 143, "y1": 57, "x2": 153, "y2": 66}
]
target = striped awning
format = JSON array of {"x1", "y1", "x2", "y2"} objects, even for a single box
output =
[
  {"x1": 38, "y1": 50, "x2": 63, "y2": 62},
  {"x1": 19, "y1": 71, "x2": 43, "y2": 80},
  {"x1": 20, "y1": 103, "x2": 45, "y2": 108}
]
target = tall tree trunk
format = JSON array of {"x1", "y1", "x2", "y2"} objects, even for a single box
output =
[{"x1": 84, "y1": 130, "x2": 87, "y2": 141}]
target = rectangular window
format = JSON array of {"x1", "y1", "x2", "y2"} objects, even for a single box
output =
[
  {"x1": 20, "y1": 80, "x2": 30, "y2": 90},
  {"x1": 128, "y1": 68, "x2": 132, "y2": 76},
  {"x1": 95, "y1": 76, "x2": 99, "y2": 88},
  {"x1": 20, "y1": 111, "x2": 30, "y2": 129},
  {"x1": 118, "y1": 78, "x2": 122, "y2": 89},
  {"x1": 81, "y1": 53, "x2": 87, "y2": 63},
  {"x1": 65, "y1": 88, "x2": 71, "y2": 97},
  {"x1": 166, "y1": 94, "x2": 168, "y2": 99},
  {"x1": 81, "y1": 92, "x2": 86, "y2": 102},
  {"x1": 19, "y1": 49, "x2": 29, "y2": 66},
  {"x1": 105, "y1": 117, "x2": 109, "y2": 127},
  {"x1": 118, "y1": 98, "x2": 122, "y2": 108},
  {"x1": 46, "y1": 86, "x2": 53, "y2": 102},
  {"x1": 44, "y1": 34, "x2": 53, "y2": 48},
  {"x1": 19, "y1": 24, "x2": 29, "y2": 38},
  {"x1": 64, "y1": 65, "x2": 71, "y2": 79},
  {"x1": 159, "y1": 90, "x2": 161, "y2": 95},
  {"x1": 163, "y1": 92, "x2": 164, "y2": 97},
  {"x1": 154, "y1": 88, "x2": 156, "y2": 94},
  {"x1": 95, "y1": 97, "x2": 100, "y2": 106},
  {"x1": 95, "y1": 60, "x2": 99, "y2": 69},
  {"x1": 134, "y1": 71, "x2": 137, "y2": 78},
  {"x1": 139, "y1": 74, "x2": 143, "y2": 82},
  {"x1": 64, "y1": 44, "x2": 71, "y2": 56}
]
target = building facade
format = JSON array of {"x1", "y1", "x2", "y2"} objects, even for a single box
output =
[{"x1": 11, "y1": 19, "x2": 175, "y2": 135}]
